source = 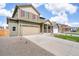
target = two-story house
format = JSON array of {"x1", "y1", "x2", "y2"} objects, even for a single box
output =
[
  {"x1": 7, "y1": 4, "x2": 53, "y2": 36},
  {"x1": 58, "y1": 24, "x2": 71, "y2": 33}
]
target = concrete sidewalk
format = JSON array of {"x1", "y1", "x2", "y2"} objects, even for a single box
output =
[{"x1": 23, "y1": 34, "x2": 79, "y2": 56}]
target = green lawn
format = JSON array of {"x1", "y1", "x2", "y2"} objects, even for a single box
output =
[
  {"x1": 67, "y1": 32, "x2": 79, "y2": 35},
  {"x1": 54, "y1": 34, "x2": 79, "y2": 42}
]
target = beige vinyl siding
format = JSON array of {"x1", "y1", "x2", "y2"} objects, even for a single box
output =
[{"x1": 8, "y1": 20, "x2": 18, "y2": 36}]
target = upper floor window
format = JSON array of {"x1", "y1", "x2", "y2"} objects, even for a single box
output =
[
  {"x1": 32, "y1": 13, "x2": 36, "y2": 19},
  {"x1": 19, "y1": 9, "x2": 39, "y2": 20},
  {"x1": 20, "y1": 9, "x2": 25, "y2": 17},
  {"x1": 31, "y1": 13, "x2": 38, "y2": 19},
  {"x1": 19, "y1": 9, "x2": 29, "y2": 19}
]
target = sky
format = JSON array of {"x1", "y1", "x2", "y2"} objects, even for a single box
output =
[{"x1": 0, "y1": 3, "x2": 79, "y2": 27}]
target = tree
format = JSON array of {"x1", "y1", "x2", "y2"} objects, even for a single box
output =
[{"x1": 77, "y1": 27, "x2": 79, "y2": 32}]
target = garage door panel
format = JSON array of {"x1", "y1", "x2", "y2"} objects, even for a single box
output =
[
  {"x1": 21, "y1": 26, "x2": 40, "y2": 35},
  {"x1": 53, "y1": 28, "x2": 58, "y2": 33}
]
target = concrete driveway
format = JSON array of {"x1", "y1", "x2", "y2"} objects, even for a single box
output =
[
  {"x1": 23, "y1": 34, "x2": 79, "y2": 56},
  {"x1": 0, "y1": 36, "x2": 54, "y2": 56}
]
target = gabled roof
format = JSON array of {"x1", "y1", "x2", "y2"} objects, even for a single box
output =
[
  {"x1": 57, "y1": 23, "x2": 71, "y2": 28},
  {"x1": 12, "y1": 4, "x2": 40, "y2": 17},
  {"x1": 12, "y1": 5, "x2": 18, "y2": 17},
  {"x1": 44, "y1": 20, "x2": 52, "y2": 25},
  {"x1": 40, "y1": 17, "x2": 46, "y2": 19}
]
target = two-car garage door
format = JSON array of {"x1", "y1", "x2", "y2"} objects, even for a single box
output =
[{"x1": 21, "y1": 25, "x2": 40, "y2": 35}]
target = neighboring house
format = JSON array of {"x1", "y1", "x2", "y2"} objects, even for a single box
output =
[
  {"x1": 7, "y1": 4, "x2": 53, "y2": 36},
  {"x1": 52, "y1": 22, "x2": 71, "y2": 33},
  {"x1": 58, "y1": 24, "x2": 71, "y2": 33}
]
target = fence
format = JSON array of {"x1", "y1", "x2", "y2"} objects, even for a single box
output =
[{"x1": 0, "y1": 29, "x2": 9, "y2": 36}]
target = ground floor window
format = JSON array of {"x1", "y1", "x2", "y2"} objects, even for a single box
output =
[{"x1": 12, "y1": 27, "x2": 16, "y2": 31}]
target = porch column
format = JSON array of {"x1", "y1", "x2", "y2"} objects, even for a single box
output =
[
  {"x1": 46, "y1": 25, "x2": 48, "y2": 33},
  {"x1": 42, "y1": 24, "x2": 44, "y2": 33},
  {"x1": 50, "y1": 25, "x2": 53, "y2": 33}
]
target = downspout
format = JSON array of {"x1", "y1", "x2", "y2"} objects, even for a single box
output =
[{"x1": 20, "y1": 20, "x2": 22, "y2": 40}]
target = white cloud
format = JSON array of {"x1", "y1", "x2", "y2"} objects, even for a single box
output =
[
  {"x1": 0, "y1": 3, "x2": 14, "y2": 27},
  {"x1": 45, "y1": 3, "x2": 77, "y2": 14},
  {"x1": 70, "y1": 22, "x2": 79, "y2": 27},
  {"x1": 0, "y1": 3, "x2": 6, "y2": 9},
  {"x1": 10, "y1": 8, "x2": 15, "y2": 17},
  {"x1": 0, "y1": 3, "x2": 13, "y2": 17},
  {"x1": 32, "y1": 3, "x2": 43, "y2": 8},
  {"x1": 64, "y1": 4, "x2": 77, "y2": 14},
  {"x1": 0, "y1": 9, "x2": 12, "y2": 17},
  {"x1": 45, "y1": 3, "x2": 78, "y2": 26},
  {"x1": 0, "y1": 21, "x2": 2, "y2": 26},
  {"x1": 1, "y1": 23, "x2": 8, "y2": 27},
  {"x1": 50, "y1": 12, "x2": 69, "y2": 25},
  {"x1": 40, "y1": 14, "x2": 44, "y2": 17}
]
